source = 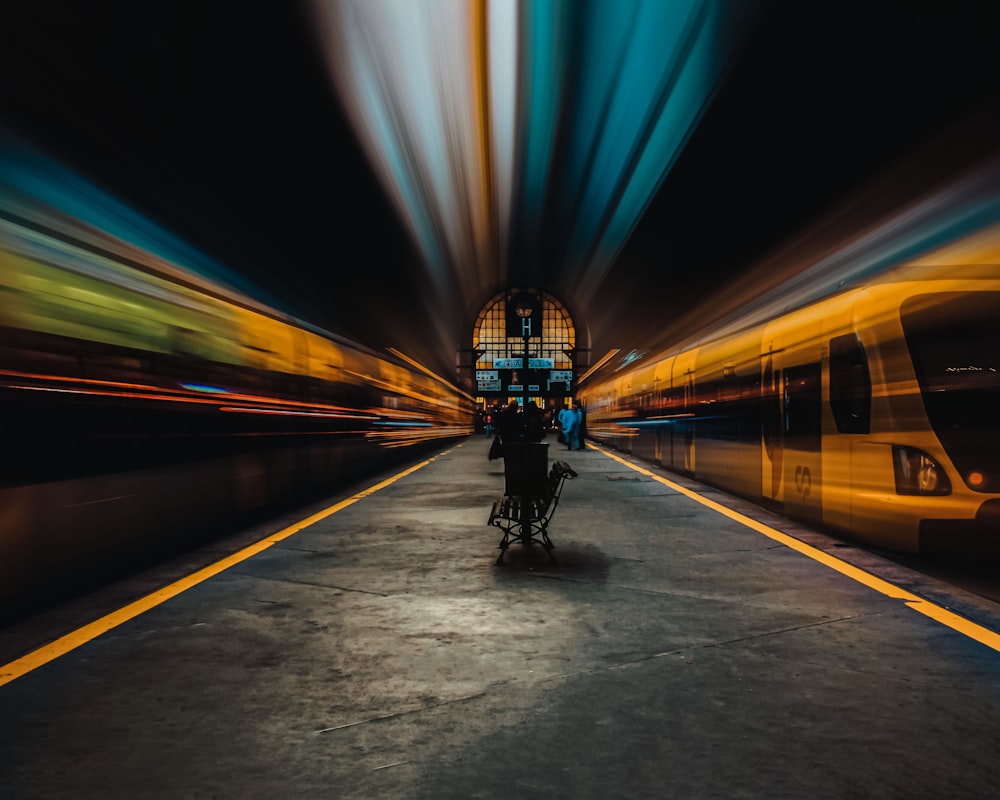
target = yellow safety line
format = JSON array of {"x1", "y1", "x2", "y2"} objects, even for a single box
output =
[
  {"x1": 0, "y1": 452, "x2": 449, "y2": 688},
  {"x1": 592, "y1": 444, "x2": 1000, "y2": 653}
]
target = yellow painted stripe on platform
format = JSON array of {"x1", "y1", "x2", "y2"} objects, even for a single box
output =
[
  {"x1": 593, "y1": 445, "x2": 1000, "y2": 654},
  {"x1": 0, "y1": 452, "x2": 447, "y2": 688}
]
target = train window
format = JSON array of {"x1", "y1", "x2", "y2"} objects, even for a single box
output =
[
  {"x1": 829, "y1": 334, "x2": 871, "y2": 434},
  {"x1": 902, "y1": 292, "x2": 1000, "y2": 401},
  {"x1": 705, "y1": 371, "x2": 761, "y2": 442},
  {"x1": 901, "y1": 291, "x2": 1000, "y2": 492},
  {"x1": 784, "y1": 363, "x2": 822, "y2": 451}
]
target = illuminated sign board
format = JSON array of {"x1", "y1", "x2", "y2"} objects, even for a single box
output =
[
  {"x1": 494, "y1": 358, "x2": 523, "y2": 369},
  {"x1": 550, "y1": 370, "x2": 572, "y2": 382},
  {"x1": 528, "y1": 358, "x2": 554, "y2": 369},
  {"x1": 476, "y1": 370, "x2": 499, "y2": 381},
  {"x1": 477, "y1": 379, "x2": 502, "y2": 391}
]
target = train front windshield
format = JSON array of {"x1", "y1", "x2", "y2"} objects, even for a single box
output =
[{"x1": 901, "y1": 291, "x2": 1000, "y2": 493}]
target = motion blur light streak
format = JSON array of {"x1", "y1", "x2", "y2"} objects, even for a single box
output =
[
  {"x1": 555, "y1": 1, "x2": 744, "y2": 302},
  {"x1": 218, "y1": 408, "x2": 378, "y2": 420},
  {"x1": 485, "y1": 0, "x2": 518, "y2": 286},
  {"x1": 386, "y1": 346, "x2": 477, "y2": 402},
  {"x1": 179, "y1": 384, "x2": 230, "y2": 394},
  {"x1": 0, "y1": 148, "x2": 475, "y2": 600},
  {"x1": 309, "y1": 0, "x2": 756, "y2": 309},
  {"x1": 0, "y1": 137, "x2": 280, "y2": 310},
  {"x1": 662, "y1": 156, "x2": 1000, "y2": 351},
  {"x1": 311, "y1": 0, "x2": 490, "y2": 307},
  {"x1": 579, "y1": 241, "x2": 1000, "y2": 554}
]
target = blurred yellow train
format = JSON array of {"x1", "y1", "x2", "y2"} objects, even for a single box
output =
[
  {"x1": 579, "y1": 245, "x2": 1000, "y2": 555},
  {"x1": 0, "y1": 195, "x2": 473, "y2": 604}
]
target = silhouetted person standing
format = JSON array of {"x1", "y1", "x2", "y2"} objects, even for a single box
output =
[
  {"x1": 523, "y1": 400, "x2": 545, "y2": 443},
  {"x1": 496, "y1": 399, "x2": 522, "y2": 445}
]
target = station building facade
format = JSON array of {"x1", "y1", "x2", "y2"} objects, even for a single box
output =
[{"x1": 465, "y1": 289, "x2": 588, "y2": 422}]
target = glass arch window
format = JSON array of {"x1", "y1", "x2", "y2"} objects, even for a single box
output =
[
  {"x1": 473, "y1": 290, "x2": 575, "y2": 370},
  {"x1": 471, "y1": 290, "x2": 578, "y2": 408}
]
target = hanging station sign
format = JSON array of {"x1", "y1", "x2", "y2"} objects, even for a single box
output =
[{"x1": 476, "y1": 370, "x2": 501, "y2": 392}]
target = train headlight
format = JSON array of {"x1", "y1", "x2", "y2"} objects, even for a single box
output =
[{"x1": 892, "y1": 446, "x2": 952, "y2": 496}]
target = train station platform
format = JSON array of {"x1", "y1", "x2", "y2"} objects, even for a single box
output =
[{"x1": 3, "y1": 436, "x2": 1000, "y2": 798}]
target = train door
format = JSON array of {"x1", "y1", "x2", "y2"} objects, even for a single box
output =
[
  {"x1": 661, "y1": 384, "x2": 681, "y2": 471},
  {"x1": 648, "y1": 375, "x2": 664, "y2": 466},
  {"x1": 652, "y1": 359, "x2": 672, "y2": 466},
  {"x1": 761, "y1": 343, "x2": 823, "y2": 522},
  {"x1": 783, "y1": 360, "x2": 823, "y2": 523},
  {"x1": 671, "y1": 349, "x2": 697, "y2": 476},
  {"x1": 761, "y1": 346, "x2": 784, "y2": 504},
  {"x1": 618, "y1": 375, "x2": 633, "y2": 454},
  {"x1": 822, "y1": 331, "x2": 871, "y2": 532}
]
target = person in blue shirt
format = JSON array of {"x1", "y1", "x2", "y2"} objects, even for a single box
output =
[
  {"x1": 558, "y1": 405, "x2": 576, "y2": 451},
  {"x1": 572, "y1": 401, "x2": 586, "y2": 450}
]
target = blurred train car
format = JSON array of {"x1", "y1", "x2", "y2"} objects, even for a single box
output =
[
  {"x1": 579, "y1": 251, "x2": 1000, "y2": 555},
  {"x1": 0, "y1": 189, "x2": 474, "y2": 605}
]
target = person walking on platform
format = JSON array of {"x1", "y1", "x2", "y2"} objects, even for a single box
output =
[
  {"x1": 558, "y1": 404, "x2": 577, "y2": 451},
  {"x1": 572, "y1": 401, "x2": 586, "y2": 450}
]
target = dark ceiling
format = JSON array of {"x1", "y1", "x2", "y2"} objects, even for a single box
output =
[{"x1": 3, "y1": 1, "x2": 999, "y2": 377}]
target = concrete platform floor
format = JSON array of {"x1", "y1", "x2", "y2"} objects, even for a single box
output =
[{"x1": 3, "y1": 436, "x2": 1000, "y2": 799}]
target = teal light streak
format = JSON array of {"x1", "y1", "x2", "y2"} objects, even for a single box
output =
[
  {"x1": 311, "y1": 0, "x2": 758, "y2": 304},
  {"x1": 180, "y1": 384, "x2": 230, "y2": 394},
  {"x1": 516, "y1": 0, "x2": 569, "y2": 254},
  {"x1": 569, "y1": 0, "x2": 746, "y2": 298},
  {"x1": 0, "y1": 135, "x2": 279, "y2": 306}
]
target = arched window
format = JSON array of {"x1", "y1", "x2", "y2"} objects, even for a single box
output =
[{"x1": 472, "y1": 290, "x2": 576, "y2": 404}]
